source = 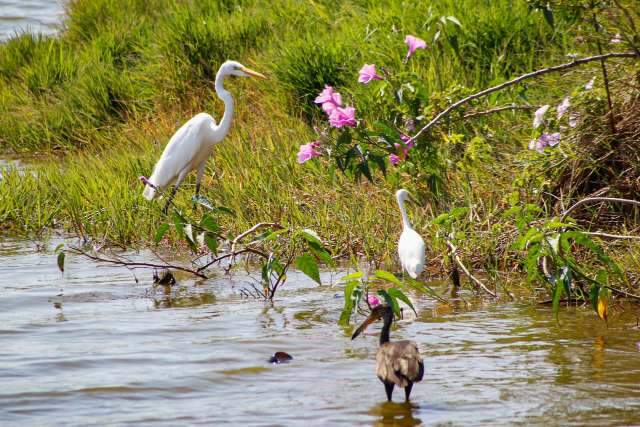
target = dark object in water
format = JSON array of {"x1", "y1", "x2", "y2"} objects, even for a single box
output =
[
  {"x1": 153, "y1": 269, "x2": 176, "y2": 286},
  {"x1": 269, "y1": 351, "x2": 293, "y2": 364}
]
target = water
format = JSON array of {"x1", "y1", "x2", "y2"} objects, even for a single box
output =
[
  {"x1": 1, "y1": 239, "x2": 640, "y2": 426},
  {"x1": 0, "y1": 0, "x2": 65, "y2": 41}
]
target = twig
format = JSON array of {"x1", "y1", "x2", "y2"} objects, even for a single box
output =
[
  {"x1": 560, "y1": 196, "x2": 640, "y2": 222},
  {"x1": 230, "y1": 222, "x2": 282, "y2": 254},
  {"x1": 197, "y1": 247, "x2": 268, "y2": 272},
  {"x1": 407, "y1": 52, "x2": 638, "y2": 144},
  {"x1": 446, "y1": 240, "x2": 497, "y2": 297},
  {"x1": 68, "y1": 247, "x2": 208, "y2": 278},
  {"x1": 582, "y1": 231, "x2": 640, "y2": 240},
  {"x1": 462, "y1": 104, "x2": 538, "y2": 119}
]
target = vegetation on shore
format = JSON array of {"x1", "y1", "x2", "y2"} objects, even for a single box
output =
[{"x1": 1, "y1": 0, "x2": 639, "y2": 310}]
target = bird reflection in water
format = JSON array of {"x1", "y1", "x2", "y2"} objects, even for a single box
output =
[{"x1": 368, "y1": 401, "x2": 423, "y2": 427}]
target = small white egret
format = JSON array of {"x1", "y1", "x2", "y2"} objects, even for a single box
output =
[
  {"x1": 141, "y1": 60, "x2": 266, "y2": 212},
  {"x1": 396, "y1": 189, "x2": 426, "y2": 279}
]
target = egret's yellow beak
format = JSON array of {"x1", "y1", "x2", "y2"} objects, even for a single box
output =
[{"x1": 241, "y1": 66, "x2": 267, "y2": 79}]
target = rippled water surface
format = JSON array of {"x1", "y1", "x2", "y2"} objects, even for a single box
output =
[
  {"x1": 1, "y1": 239, "x2": 640, "y2": 426},
  {"x1": 0, "y1": 0, "x2": 64, "y2": 41}
]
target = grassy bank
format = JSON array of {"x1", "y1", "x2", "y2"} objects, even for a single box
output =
[{"x1": 1, "y1": 0, "x2": 639, "y2": 294}]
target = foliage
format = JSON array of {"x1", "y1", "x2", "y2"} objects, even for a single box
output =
[{"x1": 338, "y1": 269, "x2": 417, "y2": 326}]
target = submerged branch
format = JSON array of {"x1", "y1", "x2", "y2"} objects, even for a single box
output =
[
  {"x1": 446, "y1": 240, "x2": 497, "y2": 298},
  {"x1": 408, "y1": 52, "x2": 638, "y2": 143},
  {"x1": 68, "y1": 247, "x2": 208, "y2": 279}
]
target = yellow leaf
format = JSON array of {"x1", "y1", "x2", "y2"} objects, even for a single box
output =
[{"x1": 597, "y1": 295, "x2": 608, "y2": 322}]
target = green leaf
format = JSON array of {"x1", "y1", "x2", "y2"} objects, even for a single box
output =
[
  {"x1": 172, "y1": 212, "x2": 185, "y2": 238},
  {"x1": 204, "y1": 233, "x2": 218, "y2": 254},
  {"x1": 338, "y1": 280, "x2": 360, "y2": 326},
  {"x1": 446, "y1": 16, "x2": 462, "y2": 27},
  {"x1": 432, "y1": 213, "x2": 450, "y2": 225},
  {"x1": 378, "y1": 289, "x2": 400, "y2": 317},
  {"x1": 298, "y1": 229, "x2": 323, "y2": 246},
  {"x1": 374, "y1": 270, "x2": 402, "y2": 286},
  {"x1": 200, "y1": 215, "x2": 219, "y2": 233},
  {"x1": 552, "y1": 281, "x2": 564, "y2": 321},
  {"x1": 589, "y1": 283, "x2": 600, "y2": 313},
  {"x1": 56, "y1": 251, "x2": 65, "y2": 273},
  {"x1": 340, "y1": 271, "x2": 363, "y2": 282},
  {"x1": 388, "y1": 288, "x2": 417, "y2": 316},
  {"x1": 54, "y1": 243, "x2": 64, "y2": 254},
  {"x1": 296, "y1": 253, "x2": 321, "y2": 284},
  {"x1": 154, "y1": 223, "x2": 169, "y2": 243}
]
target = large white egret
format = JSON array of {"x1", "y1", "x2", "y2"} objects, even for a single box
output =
[
  {"x1": 396, "y1": 189, "x2": 426, "y2": 279},
  {"x1": 141, "y1": 60, "x2": 266, "y2": 212}
]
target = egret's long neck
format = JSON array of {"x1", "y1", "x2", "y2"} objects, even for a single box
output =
[
  {"x1": 214, "y1": 71, "x2": 234, "y2": 138},
  {"x1": 397, "y1": 196, "x2": 412, "y2": 230},
  {"x1": 379, "y1": 311, "x2": 393, "y2": 345}
]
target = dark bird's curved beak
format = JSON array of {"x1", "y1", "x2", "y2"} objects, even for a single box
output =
[{"x1": 351, "y1": 312, "x2": 379, "y2": 340}]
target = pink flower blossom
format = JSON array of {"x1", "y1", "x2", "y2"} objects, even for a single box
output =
[
  {"x1": 297, "y1": 141, "x2": 322, "y2": 163},
  {"x1": 328, "y1": 106, "x2": 356, "y2": 128},
  {"x1": 389, "y1": 154, "x2": 401, "y2": 165},
  {"x1": 404, "y1": 35, "x2": 426, "y2": 60},
  {"x1": 557, "y1": 97, "x2": 570, "y2": 119},
  {"x1": 584, "y1": 77, "x2": 595, "y2": 90},
  {"x1": 610, "y1": 33, "x2": 622, "y2": 44},
  {"x1": 358, "y1": 64, "x2": 383, "y2": 84},
  {"x1": 368, "y1": 295, "x2": 381, "y2": 307},
  {"x1": 529, "y1": 133, "x2": 561, "y2": 153},
  {"x1": 400, "y1": 134, "x2": 414, "y2": 149},
  {"x1": 568, "y1": 113, "x2": 578, "y2": 128},
  {"x1": 533, "y1": 105, "x2": 550, "y2": 128},
  {"x1": 314, "y1": 85, "x2": 342, "y2": 106}
]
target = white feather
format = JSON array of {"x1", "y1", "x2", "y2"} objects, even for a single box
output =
[{"x1": 396, "y1": 189, "x2": 426, "y2": 279}]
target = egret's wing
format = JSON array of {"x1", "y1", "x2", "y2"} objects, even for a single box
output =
[
  {"x1": 398, "y1": 229, "x2": 426, "y2": 278},
  {"x1": 149, "y1": 113, "x2": 215, "y2": 189}
]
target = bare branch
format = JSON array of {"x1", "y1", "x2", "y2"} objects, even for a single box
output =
[
  {"x1": 446, "y1": 240, "x2": 497, "y2": 297},
  {"x1": 407, "y1": 52, "x2": 638, "y2": 143},
  {"x1": 230, "y1": 222, "x2": 282, "y2": 254},
  {"x1": 68, "y1": 247, "x2": 208, "y2": 278},
  {"x1": 462, "y1": 104, "x2": 538, "y2": 119},
  {"x1": 561, "y1": 196, "x2": 640, "y2": 223},
  {"x1": 197, "y1": 247, "x2": 268, "y2": 272}
]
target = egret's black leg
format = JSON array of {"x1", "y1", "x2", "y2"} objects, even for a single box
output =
[
  {"x1": 384, "y1": 382, "x2": 394, "y2": 402},
  {"x1": 404, "y1": 382, "x2": 413, "y2": 401},
  {"x1": 163, "y1": 185, "x2": 179, "y2": 214}
]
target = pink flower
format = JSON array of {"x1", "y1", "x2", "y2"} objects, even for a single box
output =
[
  {"x1": 610, "y1": 33, "x2": 622, "y2": 44},
  {"x1": 584, "y1": 77, "x2": 595, "y2": 90},
  {"x1": 328, "y1": 106, "x2": 356, "y2": 128},
  {"x1": 297, "y1": 141, "x2": 322, "y2": 163},
  {"x1": 368, "y1": 294, "x2": 381, "y2": 307},
  {"x1": 322, "y1": 101, "x2": 339, "y2": 115},
  {"x1": 568, "y1": 113, "x2": 578, "y2": 128},
  {"x1": 404, "y1": 35, "x2": 426, "y2": 60},
  {"x1": 314, "y1": 85, "x2": 342, "y2": 106},
  {"x1": 529, "y1": 133, "x2": 561, "y2": 153},
  {"x1": 389, "y1": 154, "x2": 401, "y2": 165},
  {"x1": 400, "y1": 134, "x2": 414, "y2": 149},
  {"x1": 358, "y1": 64, "x2": 383, "y2": 84},
  {"x1": 533, "y1": 105, "x2": 550, "y2": 128},
  {"x1": 557, "y1": 97, "x2": 570, "y2": 119}
]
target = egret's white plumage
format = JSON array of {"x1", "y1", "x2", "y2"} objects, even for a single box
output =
[
  {"x1": 142, "y1": 60, "x2": 266, "y2": 210},
  {"x1": 396, "y1": 189, "x2": 425, "y2": 279}
]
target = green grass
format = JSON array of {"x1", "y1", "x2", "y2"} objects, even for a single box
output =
[{"x1": 1, "y1": 0, "x2": 634, "y2": 270}]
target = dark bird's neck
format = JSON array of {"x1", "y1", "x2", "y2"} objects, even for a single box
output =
[{"x1": 379, "y1": 310, "x2": 393, "y2": 345}]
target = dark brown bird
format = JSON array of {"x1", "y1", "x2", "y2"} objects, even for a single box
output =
[{"x1": 352, "y1": 304, "x2": 424, "y2": 402}]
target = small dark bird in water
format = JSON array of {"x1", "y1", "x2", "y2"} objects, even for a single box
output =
[
  {"x1": 352, "y1": 304, "x2": 424, "y2": 402},
  {"x1": 269, "y1": 351, "x2": 293, "y2": 364}
]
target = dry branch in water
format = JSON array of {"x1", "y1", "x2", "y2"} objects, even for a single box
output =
[{"x1": 446, "y1": 240, "x2": 496, "y2": 297}]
